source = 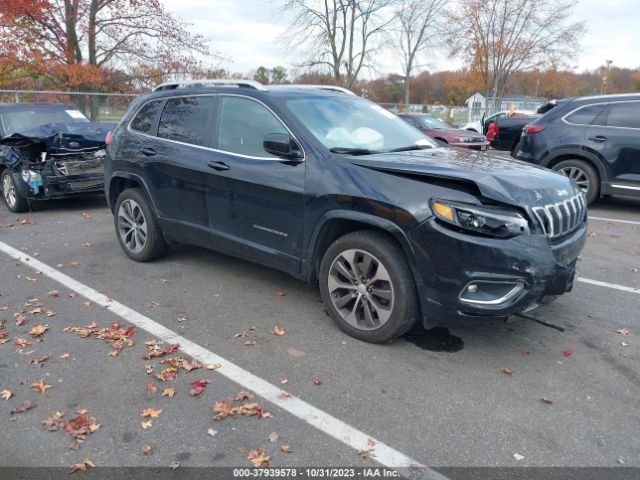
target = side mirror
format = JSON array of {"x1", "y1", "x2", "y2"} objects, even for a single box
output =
[{"x1": 263, "y1": 133, "x2": 303, "y2": 160}]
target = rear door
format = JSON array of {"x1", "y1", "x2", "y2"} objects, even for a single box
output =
[
  {"x1": 137, "y1": 95, "x2": 216, "y2": 239},
  {"x1": 206, "y1": 95, "x2": 306, "y2": 273},
  {"x1": 586, "y1": 100, "x2": 640, "y2": 191}
]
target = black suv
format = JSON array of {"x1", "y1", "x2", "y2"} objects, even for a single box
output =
[
  {"x1": 105, "y1": 80, "x2": 587, "y2": 343},
  {"x1": 515, "y1": 93, "x2": 640, "y2": 204}
]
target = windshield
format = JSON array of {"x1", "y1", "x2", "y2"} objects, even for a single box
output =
[
  {"x1": 0, "y1": 107, "x2": 89, "y2": 136},
  {"x1": 418, "y1": 115, "x2": 451, "y2": 130},
  {"x1": 285, "y1": 97, "x2": 437, "y2": 152}
]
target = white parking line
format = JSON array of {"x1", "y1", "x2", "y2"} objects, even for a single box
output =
[
  {"x1": 578, "y1": 277, "x2": 640, "y2": 294},
  {"x1": 0, "y1": 239, "x2": 446, "y2": 479},
  {"x1": 589, "y1": 216, "x2": 640, "y2": 226}
]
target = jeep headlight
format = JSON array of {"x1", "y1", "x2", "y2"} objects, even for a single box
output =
[{"x1": 431, "y1": 200, "x2": 530, "y2": 238}]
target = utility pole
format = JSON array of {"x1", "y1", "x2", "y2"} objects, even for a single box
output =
[{"x1": 601, "y1": 59, "x2": 613, "y2": 94}]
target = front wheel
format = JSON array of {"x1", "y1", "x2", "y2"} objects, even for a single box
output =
[
  {"x1": 1, "y1": 170, "x2": 29, "y2": 213},
  {"x1": 552, "y1": 159, "x2": 599, "y2": 205},
  {"x1": 114, "y1": 188, "x2": 168, "y2": 262},
  {"x1": 319, "y1": 231, "x2": 419, "y2": 343}
]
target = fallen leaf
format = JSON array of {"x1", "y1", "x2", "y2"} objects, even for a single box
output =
[
  {"x1": 1, "y1": 389, "x2": 13, "y2": 400},
  {"x1": 64, "y1": 410, "x2": 101, "y2": 439},
  {"x1": 169, "y1": 461, "x2": 180, "y2": 470},
  {"x1": 180, "y1": 359, "x2": 202, "y2": 372},
  {"x1": 280, "y1": 444, "x2": 292, "y2": 453},
  {"x1": 521, "y1": 350, "x2": 530, "y2": 356},
  {"x1": 278, "y1": 392, "x2": 292, "y2": 400},
  {"x1": 143, "y1": 445, "x2": 153, "y2": 456},
  {"x1": 69, "y1": 261, "x2": 80, "y2": 267},
  {"x1": 69, "y1": 459, "x2": 95, "y2": 474},
  {"x1": 269, "y1": 325, "x2": 287, "y2": 336},
  {"x1": 140, "y1": 407, "x2": 162, "y2": 418},
  {"x1": 160, "y1": 278, "x2": 170, "y2": 283},
  {"x1": 81, "y1": 242, "x2": 93, "y2": 248},
  {"x1": 234, "y1": 331, "x2": 248, "y2": 338},
  {"x1": 540, "y1": 397, "x2": 553, "y2": 404},
  {"x1": 615, "y1": 328, "x2": 630, "y2": 336},
  {"x1": 587, "y1": 230, "x2": 597, "y2": 237},
  {"x1": 29, "y1": 355, "x2": 49, "y2": 366},
  {"x1": 32, "y1": 379, "x2": 52, "y2": 394},
  {"x1": 140, "y1": 420, "x2": 153, "y2": 429},
  {"x1": 410, "y1": 464, "x2": 420, "y2": 470},
  {"x1": 175, "y1": 315, "x2": 188, "y2": 323},
  {"x1": 15, "y1": 314, "x2": 27, "y2": 326},
  {"x1": 82, "y1": 212, "x2": 93, "y2": 220},
  {"x1": 501, "y1": 368, "x2": 513, "y2": 375},
  {"x1": 244, "y1": 340, "x2": 257, "y2": 347},
  {"x1": 45, "y1": 310, "x2": 57, "y2": 317},
  {"x1": 248, "y1": 448, "x2": 270, "y2": 467},
  {"x1": 513, "y1": 453, "x2": 525, "y2": 461},
  {"x1": 11, "y1": 400, "x2": 36, "y2": 414},
  {"x1": 235, "y1": 391, "x2": 255, "y2": 401},
  {"x1": 207, "y1": 428, "x2": 218, "y2": 437},
  {"x1": 162, "y1": 386, "x2": 176, "y2": 398},
  {"x1": 275, "y1": 289, "x2": 286, "y2": 297},
  {"x1": 42, "y1": 411, "x2": 65, "y2": 431},
  {"x1": 146, "y1": 384, "x2": 157, "y2": 394},
  {"x1": 358, "y1": 448, "x2": 375, "y2": 459},
  {"x1": 48, "y1": 290, "x2": 60, "y2": 297},
  {"x1": 287, "y1": 347, "x2": 305, "y2": 357},
  {"x1": 367, "y1": 439, "x2": 376, "y2": 446},
  {"x1": 68, "y1": 292, "x2": 77, "y2": 298},
  {"x1": 29, "y1": 325, "x2": 49, "y2": 337},
  {"x1": 621, "y1": 342, "x2": 629, "y2": 347},
  {"x1": 148, "y1": 301, "x2": 160, "y2": 308},
  {"x1": 313, "y1": 379, "x2": 323, "y2": 386},
  {"x1": 59, "y1": 352, "x2": 70, "y2": 359},
  {"x1": 20, "y1": 217, "x2": 34, "y2": 225},
  {"x1": 280, "y1": 379, "x2": 288, "y2": 385},
  {"x1": 562, "y1": 348, "x2": 575, "y2": 357},
  {"x1": 268, "y1": 432, "x2": 279, "y2": 443},
  {"x1": 206, "y1": 363, "x2": 222, "y2": 370},
  {"x1": 190, "y1": 379, "x2": 211, "y2": 396}
]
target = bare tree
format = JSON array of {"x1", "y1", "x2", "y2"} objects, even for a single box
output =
[
  {"x1": 281, "y1": 0, "x2": 396, "y2": 89},
  {"x1": 450, "y1": 0, "x2": 585, "y2": 111},
  {"x1": 391, "y1": 0, "x2": 447, "y2": 104}
]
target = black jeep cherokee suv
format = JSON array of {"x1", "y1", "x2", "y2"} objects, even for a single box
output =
[
  {"x1": 515, "y1": 93, "x2": 640, "y2": 204},
  {"x1": 105, "y1": 80, "x2": 587, "y2": 343}
]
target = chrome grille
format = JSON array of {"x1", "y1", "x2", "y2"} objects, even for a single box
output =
[{"x1": 531, "y1": 193, "x2": 587, "y2": 239}]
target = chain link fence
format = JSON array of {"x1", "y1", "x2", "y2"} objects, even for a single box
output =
[{"x1": 0, "y1": 90, "x2": 138, "y2": 123}]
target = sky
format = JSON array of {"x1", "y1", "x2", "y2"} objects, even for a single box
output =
[{"x1": 163, "y1": 0, "x2": 640, "y2": 77}]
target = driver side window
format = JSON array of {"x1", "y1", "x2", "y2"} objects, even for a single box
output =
[{"x1": 217, "y1": 96, "x2": 288, "y2": 158}]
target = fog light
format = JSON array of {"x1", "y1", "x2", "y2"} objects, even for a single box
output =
[{"x1": 459, "y1": 281, "x2": 525, "y2": 305}]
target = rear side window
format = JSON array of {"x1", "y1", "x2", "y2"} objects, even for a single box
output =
[
  {"x1": 604, "y1": 102, "x2": 640, "y2": 129},
  {"x1": 217, "y1": 96, "x2": 288, "y2": 158},
  {"x1": 565, "y1": 104, "x2": 606, "y2": 125},
  {"x1": 157, "y1": 96, "x2": 215, "y2": 146},
  {"x1": 130, "y1": 100, "x2": 162, "y2": 133}
]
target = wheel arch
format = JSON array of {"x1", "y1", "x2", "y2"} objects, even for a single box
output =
[
  {"x1": 108, "y1": 172, "x2": 157, "y2": 213},
  {"x1": 304, "y1": 211, "x2": 415, "y2": 284},
  {"x1": 543, "y1": 149, "x2": 607, "y2": 184}
]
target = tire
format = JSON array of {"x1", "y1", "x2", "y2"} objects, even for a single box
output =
[
  {"x1": 552, "y1": 159, "x2": 599, "y2": 205},
  {"x1": 510, "y1": 141, "x2": 520, "y2": 158},
  {"x1": 114, "y1": 188, "x2": 168, "y2": 262},
  {"x1": 1, "y1": 169, "x2": 29, "y2": 213},
  {"x1": 319, "y1": 230, "x2": 419, "y2": 343}
]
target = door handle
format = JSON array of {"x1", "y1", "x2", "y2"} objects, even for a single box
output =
[
  {"x1": 208, "y1": 161, "x2": 230, "y2": 171},
  {"x1": 588, "y1": 135, "x2": 607, "y2": 143},
  {"x1": 139, "y1": 147, "x2": 156, "y2": 156}
]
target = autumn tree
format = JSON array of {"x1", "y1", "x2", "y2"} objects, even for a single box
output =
[
  {"x1": 0, "y1": 0, "x2": 213, "y2": 92},
  {"x1": 450, "y1": 0, "x2": 585, "y2": 111},
  {"x1": 281, "y1": 0, "x2": 396, "y2": 89},
  {"x1": 270, "y1": 66, "x2": 289, "y2": 84},
  {"x1": 390, "y1": 0, "x2": 446, "y2": 104}
]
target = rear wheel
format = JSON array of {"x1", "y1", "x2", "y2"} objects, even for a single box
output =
[
  {"x1": 1, "y1": 170, "x2": 29, "y2": 213},
  {"x1": 552, "y1": 159, "x2": 599, "y2": 204},
  {"x1": 114, "y1": 188, "x2": 168, "y2": 262},
  {"x1": 319, "y1": 231, "x2": 418, "y2": 343}
]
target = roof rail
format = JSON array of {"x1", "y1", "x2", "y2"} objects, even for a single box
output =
[
  {"x1": 152, "y1": 79, "x2": 267, "y2": 92},
  {"x1": 270, "y1": 84, "x2": 356, "y2": 96}
]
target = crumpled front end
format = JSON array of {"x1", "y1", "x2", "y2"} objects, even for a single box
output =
[{"x1": 1, "y1": 122, "x2": 111, "y2": 200}]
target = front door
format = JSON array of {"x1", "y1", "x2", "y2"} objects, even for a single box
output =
[{"x1": 205, "y1": 95, "x2": 306, "y2": 273}]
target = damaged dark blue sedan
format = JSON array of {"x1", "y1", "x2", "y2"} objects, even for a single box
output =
[{"x1": 0, "y1": 103, "x2": 111, "y2": 212}]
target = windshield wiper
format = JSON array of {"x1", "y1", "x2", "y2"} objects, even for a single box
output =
[
  {"x1": 329, "y1": 147, "x2": 377, "y2": 155},
  {"x1": 388, "y1": 144, "x2": 432, "y2": 153}
]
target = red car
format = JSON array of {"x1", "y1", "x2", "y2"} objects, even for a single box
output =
[{"x1": 397, "y1": 113, "x2": 490, "y2": 150}]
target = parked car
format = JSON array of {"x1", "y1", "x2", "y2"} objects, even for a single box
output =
[
  {"x1": 0, "y1": 103, "x2": 111, "y2": 212},
  {"x1": 461, "y1": 110, "x2": 536, "y2": 133},
  {"x1": 515, "y1": 93, "x2": 640, "y2": 204},
  {"x1": 105, "y1": 80, "x2": 586, "y2": 343},
  {"x1": 397, "y1": 113, "x2": 489, "y2": 150},
  {"x1": 485, "y1": 112, "x2": 539, "y2": 153}
]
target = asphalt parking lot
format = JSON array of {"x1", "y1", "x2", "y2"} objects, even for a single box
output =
[{"x1": 0, "y1": 191, "x2": 638, "y2": 478}]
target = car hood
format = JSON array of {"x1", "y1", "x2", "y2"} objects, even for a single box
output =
[
  {"x1": 0, "y1": 122, "x2": 114, "y2": 155},
  {"x1": 346, "y1": 147, "x2": 578, "y2": 208}
]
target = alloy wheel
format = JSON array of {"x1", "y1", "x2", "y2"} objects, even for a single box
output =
[
  {"x1": 2, "y1": 174, "x2": 17, "y2": 209},
  {"x1": 327, "y1": 248, "x2": 394, "y2": 331},
  {"x1": 560, "y1": 166, "x2": 590, "y2": 194},
  {"x1": 117, "y1": 199, "x2": 147, "y2": 253}
]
